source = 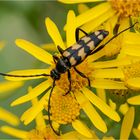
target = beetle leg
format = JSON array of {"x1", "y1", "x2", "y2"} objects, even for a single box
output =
[
  {"x1": 48, "y1": 80, "x2": 60, "y2": 135},
  {"x1": 76, "y1": 28, "x2": 88, "y2": 42},
  {"x1": 57, "y1": 45, "x2": 64, "y2": 55},
  {"x1": 63, "y1": 70, "x2": 71, "y2": 96},
  {"x1": 74, "y1": 67, "x2": 91, "y2": 87}
]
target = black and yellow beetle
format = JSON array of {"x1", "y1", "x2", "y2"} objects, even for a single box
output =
[{"x1": 0, "y1": 22, "x2": 137, "y2": 135}]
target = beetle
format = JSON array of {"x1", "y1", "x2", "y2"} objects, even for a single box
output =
[{"x1": 0, "y1": 22, "x2": 137, "y2": 135}]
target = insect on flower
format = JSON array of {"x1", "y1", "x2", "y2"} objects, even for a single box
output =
[{"x1": 0, "y1": 22, "x2": 137, "y2": 135}]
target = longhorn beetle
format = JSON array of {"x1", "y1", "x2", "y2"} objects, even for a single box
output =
[{"x1": 0, "y1": 22, "x2": 137, "y2": 135}]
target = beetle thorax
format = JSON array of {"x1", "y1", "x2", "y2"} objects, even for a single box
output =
[{"x1": 56, "y1": 58, "x2": 69, "y2": 74}]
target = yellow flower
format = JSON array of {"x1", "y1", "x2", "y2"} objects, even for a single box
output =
[
  {"x1": 59, "y1": 0, "x2": 140, "y2": 91},
  {"x1": 0, "y1": 87, "x2": 97, "y2": 140},
  {"x1": 2, "y1": 10, "x2": 122, "y2": 137},
  {"x1": 1, "y1": 94, "x2": 134, "y2": 139},
  {"x1": 120, "y1": 107, "x2": 135, "y2": 139},
  {"x1": 59, "y1": 0, "x2": 140, "y2": 58},
  {"x1": 104, "y1": 107, "x2": 135, "y2": 140}
]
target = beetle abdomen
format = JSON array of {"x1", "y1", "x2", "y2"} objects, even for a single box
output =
[{"x1": 62, "y1": 30, "x2": 109, "y2": 66}]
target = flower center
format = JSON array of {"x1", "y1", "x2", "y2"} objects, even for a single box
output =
[
  {"x1": 27, "y1": 127, "x2": 57, "y2": 140},
  {"x1": 123, "y1": 61, "x2": 140, "y2": 84},
  {"x1": 123, "y1": 61, "x2": 140, "y2": 90},
  {"x1": 109, "y1": 89, "x2": 129, "y2": 104},
  {"x1": 110, "y1": 0, "x2": 140, "y2": 17},
  {"x1": 55, "y1": 60, "x2": 94, "y2": 93},
  {"x1": 50, "y1": 92, "x2": 81, "y2": 124}
]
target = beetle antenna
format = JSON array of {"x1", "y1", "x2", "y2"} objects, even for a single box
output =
[
  {"x1": 0, "y1": 72, "x2": 51, "y2": 77},
  {"x1": 103, "y1": 22, "x2": 138, "y2": 47},
  {"x1": 48, "y1": 80, "x2": 60, "y2": 136}
]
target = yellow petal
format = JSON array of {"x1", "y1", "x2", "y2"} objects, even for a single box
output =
[
  {"x1": 87, "y1": 49, "x2": 105, "y2": 63},
  {"x1": 96, "y1": 88, "x2": 106, "y2": 102},
  {"x1": 72, "y1": 120, "x2": 93, "y2": 138},
  {"x1": 0, "y1": 81, "x2": 23, "y2": 94},
  {"x1": 123, "y1": 32, "x2": 140, "y2": 45},
  {"x1": 103, "y1": 13, "x2": 119, "y2": 34},
  {"x1": 5, "y1": 69, "x2": 50, "y2": 81},
  {"x1": 62, "y1": 131, "x2": 98, "y2": 139},
  {"x1": 122, "y1": 44, "x2": 140, "y2": 57},
  {"x1": 75, "y1": 91, "x2": 107, "y2": 133},
  {"x1": 119, "y1": 103, "x2": 129, "y2": 115},
  {"x1": 118, "y1": 17, "x2": 130, "y2": 33},
  {"x1": 52, "y1": 121, "x2": 60, "y2": 131},
  {"x1": 45, "y1": 17, "x2": 65, "y2": 49},
  {"x1": 92, "y1": 68, "x2": 124, "y2": 79},
  {"x1": 103, "y1": 136, "x2": 115, "y2": 140},
  {"x1": 0, "y1": 126, "x2": 27, "y2": 139},
  {"x1": 78, "y1": 4, "x2": 89, "y2": 14},
  {"x1": 81, "y1": 9, "x2": 116, "y2": 33},
  {"x1": 15, "y1": 39, "x2": 53, "y2": 65},
  {"x1": 138, "y1": 123, "x2": 140, "y2": 130},
  {"x1": 82, "y1": 87, "x2": 120, "y2": 122},
  {"x1": 76, "y1": 2, "x2": 112, "y2": 27},
  {"x1": 31, "y1": 97, "x2": 46, "y2": 130},
  {"x1": 29, "y1": 86, "x2": 46, "y2": 130},
  {"x1": 76, "y1": 2, "x2": 111, "y2": 27},
  {"x1": 127, "y1": 95, "x2": 140, "y2": 105},
  {"x1": 93, "y1": 58, "x2": 132, "y2": 68},
  {"x1": 120, "y1": 107, "x2": 135, "y2": 139},
  {"x1": 0, "y1": 107, "x2": 19, "y2": 126},
  {"x1": 59, "y1": 0, "x2": 104, "y2": 4},
  {"x1": 11, "y1": 80, "x2": 51, "y2": 106},
  {"x1": 21, "y1": 89, "x2": 50, "y2": 125},
  {"x1": 133, "y1": 128, "x2": 140, "y2": 139},
  {"x1": 91, "y1": 79, "x2": 127, "y2": 89},
  {"x1": 109, "y1": 99, "x2": 116, "y2": 110},
  {"x1": 41, "y1": 43, "x2": 57, "y2": 52},
  {"x1": 127, "y1": 77, "x2": 140, "y2": 90},
  {"x1": 65, "y1": 10, "x2": 76, "y2": 47}
]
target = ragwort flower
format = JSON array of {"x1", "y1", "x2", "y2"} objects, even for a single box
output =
[
  {"x1": 71, "y1": 2, "x2": 140, "y2": 99},
  {"x1": 1, "y1": 89, "x2": 94, "y2": 140},
  {"x1": 2, "y1": 10, "x2": 121, "y2": 137},
  {"x1": 59, "y1": 0, "x2": 140, "y2": 58}
]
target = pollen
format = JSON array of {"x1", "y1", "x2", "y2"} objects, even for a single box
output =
[
  {"x1": 110, "y1": 0, "x2": 140, "y2": 17},
  {"x1": 123, "y1": 61, "x2": 140, "y2": 89},
  {"x1": 56, "y1": 60, "x2": 94, "y2": 93},
  {"x1": 27, "y1": 127, "x2": 58, "y2": 140},
  {"x1": 50, "y1": 92, "x2": 81, "y2": 124}
]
